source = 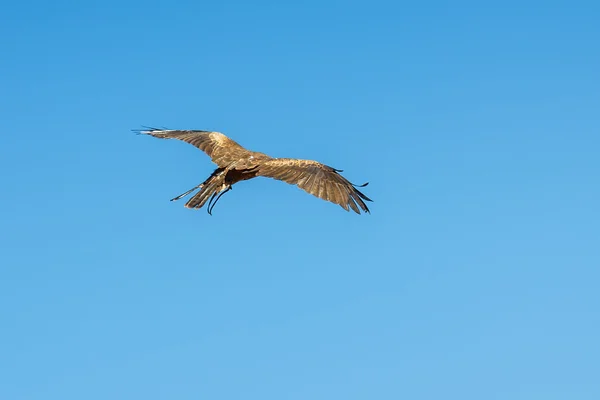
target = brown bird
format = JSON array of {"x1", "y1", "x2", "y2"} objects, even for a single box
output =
[{"x1": 137, "y1": 127, "x2": 372, "y2": 215}]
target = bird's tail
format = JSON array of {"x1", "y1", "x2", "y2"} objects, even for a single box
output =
[
  {"x1": 184, "y1": 173, "x2": 225, "y2": 210},
  {"x1": 168, "y1": 168, "x2": 223, "y2": 208}
]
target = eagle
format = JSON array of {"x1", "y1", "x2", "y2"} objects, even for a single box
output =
[{"x1": 137, "y1": 127, "x2": 372, "y2": 215}]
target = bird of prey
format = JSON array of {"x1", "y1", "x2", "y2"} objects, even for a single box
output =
[{"x1": 136, "y1": 127, "x2": 372, "y2": 215}]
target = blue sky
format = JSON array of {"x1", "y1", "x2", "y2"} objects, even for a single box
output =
[{"x1": 1, "y1": 0, "x2": 599, "y2": 399}]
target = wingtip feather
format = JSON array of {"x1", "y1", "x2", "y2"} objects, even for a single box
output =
[{"x1": 133, "y1": 126, "x2": 174, "y2": 136}]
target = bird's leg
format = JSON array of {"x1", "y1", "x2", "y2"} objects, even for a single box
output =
[
  {"x1": 170, "y1": 184, "x2": 202, "y2": 202},
  {"x1": 206, "y1": 192, "x2": 219, "y2": 215},
  {"x1": 207, "y1": 186, "x2": 232, "y2": 215}
]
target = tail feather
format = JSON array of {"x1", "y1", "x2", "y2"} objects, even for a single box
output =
[
  {"x1": 170, "y1": 185, "x2": 202, "y2": 202},
  {"x1": 185, "y1": 175, "x2": 223, "y2": 209},
  {"x1": 168, "y1": 167, "x2": 224, "y2": 209}
]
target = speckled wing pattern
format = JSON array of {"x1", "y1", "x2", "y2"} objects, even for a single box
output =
[
  {"x1": 257, "y1": 158, "x2": 372, "y2": 214},
  {"x1": 136, "y1": 128, "x2": 254, "y2": 168}
]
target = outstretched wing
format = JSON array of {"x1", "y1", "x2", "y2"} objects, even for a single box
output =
[
  {"x1": 257, "y1": 158, "x2": 372, "y2": 214},
  {"x1": 136, "y1": 128, "x2": 253, "y2": 167}
]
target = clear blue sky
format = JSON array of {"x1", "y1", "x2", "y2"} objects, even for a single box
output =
[{"x1": 1, "y1": 0, "x2": 599, "y2": 399}]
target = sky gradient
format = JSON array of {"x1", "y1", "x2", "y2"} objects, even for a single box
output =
[{"x1": 1, "y1": 1, "x2": 599, "y2": 399}]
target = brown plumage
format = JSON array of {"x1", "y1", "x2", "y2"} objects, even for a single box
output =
[{"x1": 136, "y1": 127, "x2": 372, "y2": 215}]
